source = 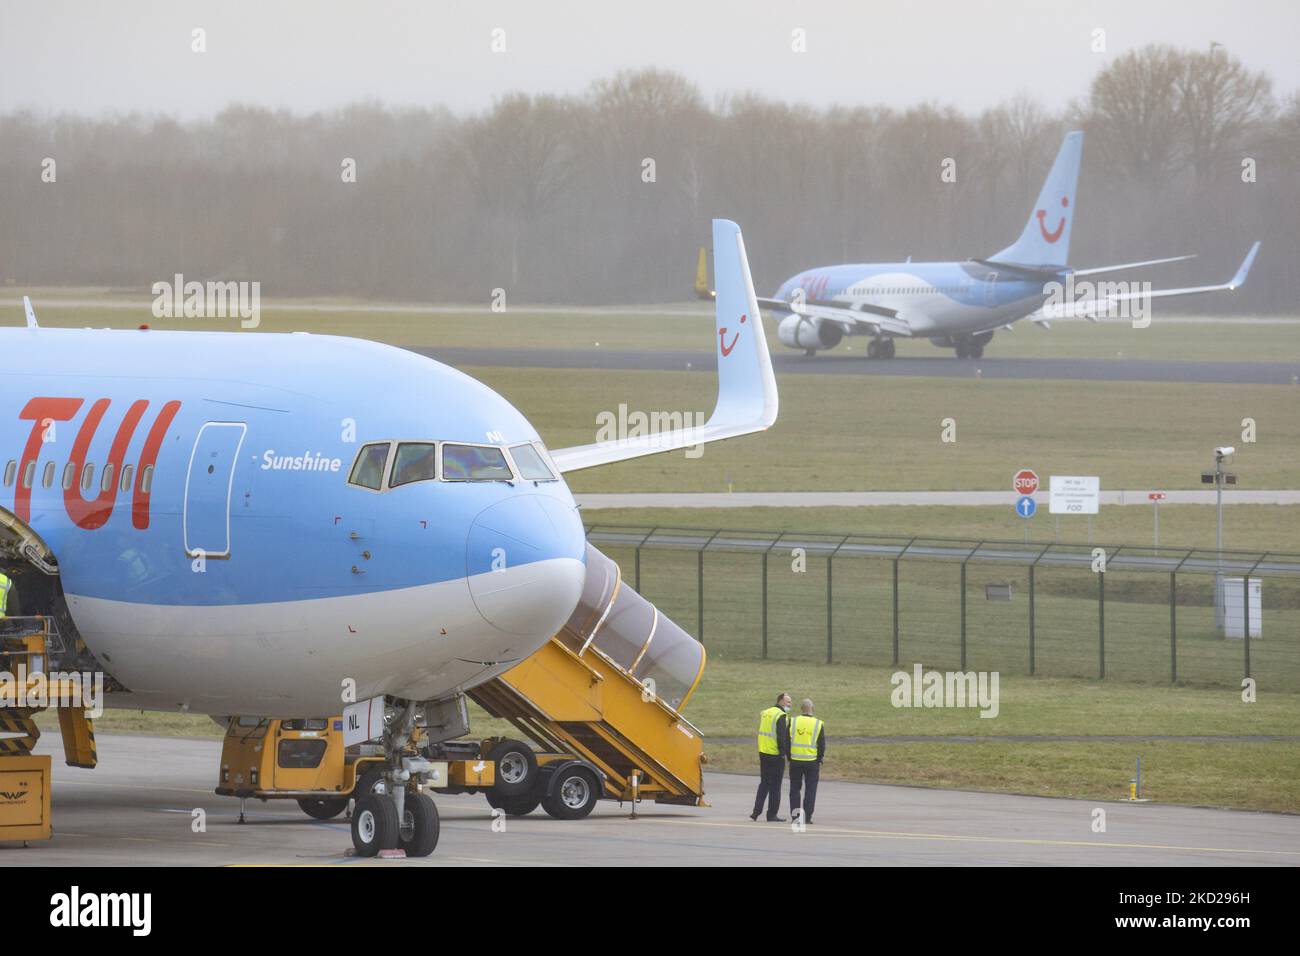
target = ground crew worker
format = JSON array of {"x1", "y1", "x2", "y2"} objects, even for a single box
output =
[
  {"x1": 788, "y1": 698, "x2": 825, "y2": 825},
  {"x1": 750, "y1": 692, "x2": 792, "y2": 821},
  {"x1": 0, "y1": 570, "x2": 11, "y2": 618}
]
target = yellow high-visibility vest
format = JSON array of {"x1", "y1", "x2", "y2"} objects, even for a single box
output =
[
  {"x1": 0, "y1": 572, "x2": 11, "y2": 618},
  {"x1": 790, "y1": 715, "x2": 824, "y2": 761},
  {"x1": 757, "y1": 706, "x2": 786, "y2": 755}
]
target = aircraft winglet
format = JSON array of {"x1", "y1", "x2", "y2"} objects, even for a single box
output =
[
  {"x1": 550, "y1": 219, "x2": 778, "y2": 473},
  {"x1": 1229, "y1": 241, "x2": 1261, "y2": 290},
  {"x1": 22, "y1": 295, "x2": 39, "y2": 329}
]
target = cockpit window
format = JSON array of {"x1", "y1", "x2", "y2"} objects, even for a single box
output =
[
  {"x1": 390, "y1": 442, "x2": 438, "y2": 488},
  {"x1": 442, "y1": 444, "x2": 513, "y2": 481},
  {"x1": 508, "y1": 443, "x2": 555, "y2": 481},
  {"x1": 348, "y1": 442, "x2": 390, "y2": 491}
]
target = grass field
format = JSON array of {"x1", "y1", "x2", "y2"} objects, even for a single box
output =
[{"x1": 466, "y1": 366, "x2": 1300, "y2": 494}]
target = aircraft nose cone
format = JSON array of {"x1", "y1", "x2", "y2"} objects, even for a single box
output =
[{"x1": 466, "y1": 494, "x2": 586, "y2": 636}]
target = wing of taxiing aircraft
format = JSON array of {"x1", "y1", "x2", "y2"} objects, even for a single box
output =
[
  {"x1": 1035, "y1": 242, "x2": 1260, "y2": 323},
  {"x1": 757, "y1": 296, "x2": 916, "y2": 339},
  {"x1": 550, "y1": 219, "x2": 779, "y2": 473}
]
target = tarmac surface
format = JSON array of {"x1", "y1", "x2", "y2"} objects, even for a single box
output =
[
  {"x1": 417, "y1": 346, "x2": 1300, "y2": 385},
  {"x1": 7, "y1": 734, "x2": 1298, "y2": 866}
]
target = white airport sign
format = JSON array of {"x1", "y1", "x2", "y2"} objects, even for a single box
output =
[{"x1": 1049, "y1": 475, "x2": 1099, "y2": 515}]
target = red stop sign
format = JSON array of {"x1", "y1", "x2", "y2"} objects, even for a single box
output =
[{"x1": 1013, "y1": 469, "x2": 1039, "y2": 495}]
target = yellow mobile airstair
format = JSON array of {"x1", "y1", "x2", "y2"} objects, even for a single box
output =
[{"x1": 469, "y1": 544, "x2": 708, "y2": 813}]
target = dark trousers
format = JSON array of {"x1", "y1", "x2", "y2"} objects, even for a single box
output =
[
  {"x1": 789, "y1": 760, "x2": 820, "y2": 823},
  {"x1": 753, "y1": 753, "x2": 785, "y2": 818}
]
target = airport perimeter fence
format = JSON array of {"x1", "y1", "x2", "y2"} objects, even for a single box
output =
[{"x1": 584, "y1": 525, "x2": 1300, "y2": 693}]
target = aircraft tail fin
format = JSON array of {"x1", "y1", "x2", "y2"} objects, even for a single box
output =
[{"x1": 990, "y1": 130, "x2": 1083, "y2": 269}]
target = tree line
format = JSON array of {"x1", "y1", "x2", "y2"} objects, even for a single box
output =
[{"x1": 0, "y1": 44, "x2": 1295, "y2": 310}]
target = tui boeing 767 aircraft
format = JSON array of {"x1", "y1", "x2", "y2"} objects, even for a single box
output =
[
  {"x1": 754, "y1": 131, "x2": 1260, "y2": 358},
  {"x1": 0, "y1": 219, "x2": 777, "y2": 854}
]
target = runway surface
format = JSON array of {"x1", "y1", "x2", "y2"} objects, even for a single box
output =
[
  {"x1": 9, "y1": 734, "x2": 1298, "y2": 866},
  {"x1": 417, "y1": 346, "x2": 1300, "y2": 385},
  {"x1": 576, "y1": 489, "x2": 1300, "y2": 509}
]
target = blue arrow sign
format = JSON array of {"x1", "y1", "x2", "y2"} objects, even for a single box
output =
[{"x1": 1016, "y1": 495, "x2": 1037, "y2": 518}]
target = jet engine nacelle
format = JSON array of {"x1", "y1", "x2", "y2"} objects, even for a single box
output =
[{"x1": 778, "y1": 314, "x2": 843, "y2": 352}]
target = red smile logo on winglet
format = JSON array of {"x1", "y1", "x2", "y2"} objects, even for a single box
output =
[
  {"x1": 719, "y1": 313, "x2": 746, "y2": 356},
  {"x1": 1036, "y1": 196, "x2": 1069, "y2": 243}
]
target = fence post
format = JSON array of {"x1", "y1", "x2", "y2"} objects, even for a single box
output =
[
  {"x1": 1028, "y1": 564, "x2": 1036, "y2": 676},
  {"x1": 761, "y1": 551, "x2": 769, "y2": 660},
  {"x1": 959, "y1": 560, "x2": 967, "y2": 671},
  {"x1": 634, "y1": 546, "x2": 641, "y2": 592},
  {"x1": 891, "y1": 558, "x2": 900, "y2": 667},
  {"x1": 697, "y1": 549, "x2": 704, "y2": 643},
  {"x1": 1169, "y1": 571, "x2": 1177, "y2": 683},
  {"x1": 1243, "y1": 574, "x2": 1251, "y2": 681},
  {"x1": 826, "y1": 555, "x2": 833, "y2": 665},
  {"x1": 1098, "y1": 569, "x2": 1105, "y2": 680},
  {"x1": 1241, "y1": 555, "x2": 1265, "y2": 683}
]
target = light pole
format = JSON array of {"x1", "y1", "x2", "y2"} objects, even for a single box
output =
[{"x1": 1205, "y1": 446, "x2": 1235, "y2": 632}]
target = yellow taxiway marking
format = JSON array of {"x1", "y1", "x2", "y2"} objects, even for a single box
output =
[{"x1": 640, "y1": 817, "x2": 1300, "y2": 857}]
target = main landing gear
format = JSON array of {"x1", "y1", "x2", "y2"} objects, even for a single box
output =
[
  {"x1": 866, "y1": 338, "x2": 896, "y2": 359},
  {"x1": 954, "y1": 332, "x2": 992, "y2": 359}
]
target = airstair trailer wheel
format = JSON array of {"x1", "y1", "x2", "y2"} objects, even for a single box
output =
[
  {"x1": 485, "y1": 790, "x2": 541, "y2": 816},
  {"x1": 543, "y1": 767, "x2": 600, "y2": 820},
  {"x1": 487, "y1": 739, "x2": 538, "y2": 797}
]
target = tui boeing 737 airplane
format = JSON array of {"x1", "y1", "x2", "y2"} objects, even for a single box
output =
[
  {"x1": 758, "y1": 131, "x2": 1260, "y2": 358},
  {"x1": 0, "y1": 220, "x2": 777, "y2": 853}
]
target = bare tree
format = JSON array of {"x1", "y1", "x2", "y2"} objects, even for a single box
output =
[{"x1": 1176, "y1": 46, "x2": 1274, "y2": 180}]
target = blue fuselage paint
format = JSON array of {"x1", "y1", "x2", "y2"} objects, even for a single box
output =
[
  {"x1": 0, "y1": 327, "x2": 587, "y2": 714},
  {"x1": 774, "y1": 260, "x2": 1060, "y2": 340}
]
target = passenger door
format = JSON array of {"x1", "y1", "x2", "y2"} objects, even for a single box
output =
[{"x1": 183, "y1": 422, "x2": 247, "y2": 559}]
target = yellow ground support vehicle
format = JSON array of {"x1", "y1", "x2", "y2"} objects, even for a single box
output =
[
  {"x1": 216, "y1": 716, "x2": 496, "y2": 822},
  {"x1": 0, "y1": 616, "x2": 98, "y2": 845}
]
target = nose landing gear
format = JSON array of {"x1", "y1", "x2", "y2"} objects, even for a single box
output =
[{"x1": 347, "y1": 700, "x2": 448, "y2": 858}]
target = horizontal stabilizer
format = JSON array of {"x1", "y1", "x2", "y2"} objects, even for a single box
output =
[{"x1": 1070, "y1": 254, "x2": 1195, "y2": 277}]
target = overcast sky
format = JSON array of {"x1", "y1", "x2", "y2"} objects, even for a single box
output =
[{"x1": 3, "y1": 0, "x2": 1297, "y2": 118}]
